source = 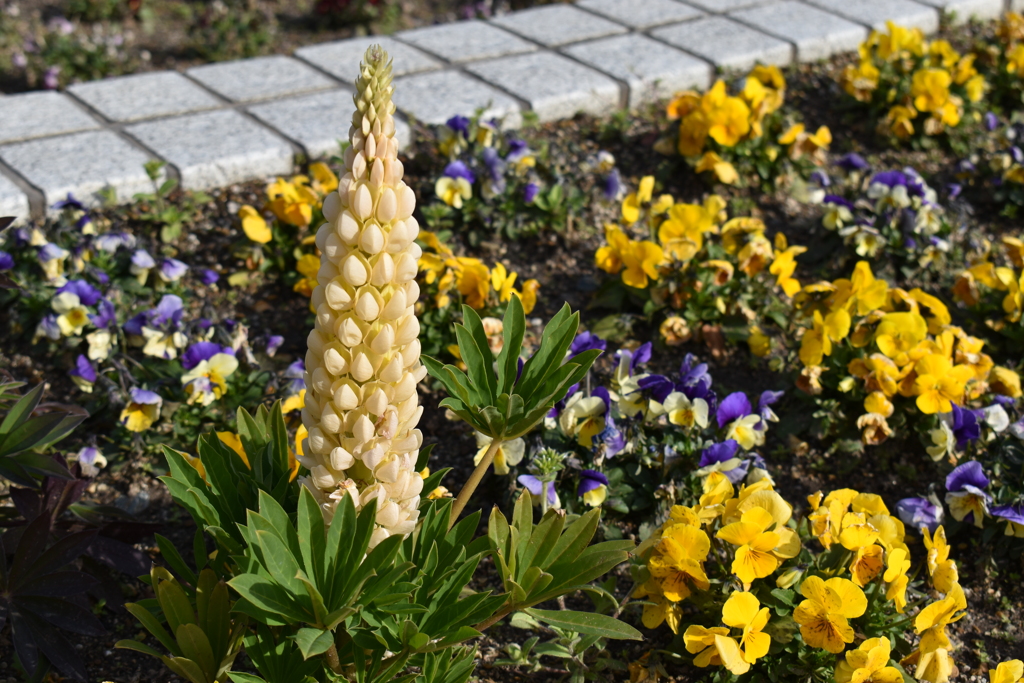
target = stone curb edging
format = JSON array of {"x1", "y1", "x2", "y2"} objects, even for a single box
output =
[{"x1": 0, "y1": 0, "x2": 1011, "y2": 222}]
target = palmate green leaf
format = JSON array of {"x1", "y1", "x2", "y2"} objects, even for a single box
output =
[
  {"x1": 495, "y1": 295, "x2": 525, "y2": 396},
  {"x1": 515, "y1": 304, "x2": 577, "y2": 399},
  {"x1": 292, "y1": 627, "x2": 335, "y2": 660},
  {"x1": 460, "y1": 305, "x2": 498, "y2": 400},
  {"x1": 0, "y1": 382, "x2": 43, "y2": 437},
  {"x1": 164, "y1": 655, "x2": 210, "y2": 683},
  {"x1": 0, "y1": 411, "x2": 82, "y2": 457},
  {"x1": 524, "y1": 608, "x2": 642, "y2": 641},
  {"x1": 175, "y1": 623, "x2": 217, "y2": 679},
  {"x1": 123, "y1": 603, "x2": 181, "y2": 655},
  {"x1": 156, "y1": 570, "x2": 198, "y2": 634},
  {"x1": 228, "y1": 574, "x2": 312, "y2": 624}
]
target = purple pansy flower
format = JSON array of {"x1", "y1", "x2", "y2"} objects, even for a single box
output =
[
  {"x1": 90, "y1": 299, "x2": 116, "y2": 328},
  {"x1": 809, "y1": 170, "x2": 831, "y2": 188},
  {"x1": 131, "y1": 249, "x2": 156, "y2": 269},
  {"x1": 37, "y1": 314, "x2": 61, "y2": 340},
  {"x1": 200, "y1": 269, "x2": 220, "y2": 285},
  {"x1": 94, "y1": 231, "x2": 135, "y2": 253},
  {"x1": 578, "y1": 469, "x2": 609, "y2": 496},
  {"x1": 523, "y1": 183, "x2": 539, "y2": 204},
  {"x1": 445, "y1": 115, "x2": 470, "y2": 135},
  {"x1": 266, "y1": 335, "x2": 284, "y2": 357},
  {"x1": 507, "y1": 139, "x2": 529, "y2": 158},
  {"x1": 836, "y1": 153, "x2": 869, "y2": 171},
  {"x1": 698, "y1": 440, "x2": 749, "y2": 484},
  {"x1": 443, "y1": 161, "x2": 475, "y2": 184},
  {"x1": 284, "y1": 359, "x2": 306, "y2": 394},
  {"x1": 182, "y1": 341, "x2": 234, "y2": 370},
  {"x1": 896, "y1": 497, "x2": 944, "y2": 533},
  {"x1": 946, "y1": 460, "x2": 989, "y2": 492},
  {"x1": 758, "y1": 390, "x2": 784, "y2": 423},
  {"x1": 69, "y1": 354, "x2": 97, "y2": 383},
  {"x1": 56, "y1": 279, "x2": 102, "y2": 306},
  {"x1": 984, "y1": 112, "x2": 1000, "y2": 131},
  {"x1": 547, "y1": 381, "x2": 580, "y2": 418},
  {"x1": 52, "y1": 193, "x2": 86, "y2": 211},
  {"x1": 716, "y1": 392, "x2": 752, "y2": 430},
  {"x1": 130, "y1": 387, "x2": 162, "y2": 405},
  {"x1": 570, "y1": 331, "x2": 606, "y2": 356},
  {"x1": 38, "y1": 243, "x2": 66, "y2": 262},
  {"x1": 950, "y1": 405, "x2": 980, "y2": 448},
  {"x1": 823, "y1": 194, "x2": 855, "y2": 209},
  {"x1": 602, "y1": 168, "x2": 622, "y2": 200},
  {"x1": 990, "y1": 503, "x2": 1024, "y2": 530},
  {"x1": 159, "y1": 258, "x2": 189, "y2": 281},
  {"x1": 0, "y1": 251, "x2": 12, "y2": 270},
  {"x1": 518, "y1": 475, "x2": 557, "y2": 505}
]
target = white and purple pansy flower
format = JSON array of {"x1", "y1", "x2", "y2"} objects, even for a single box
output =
[
  {"x1": 990, "y1": 503, "x2": 1024, "y2": 538},
  {"x1": 578, "y1": 469, "x2": 609, "y2": 507},
  {"x1": 896, "y1": 496, "x2": 944, "y2": 533},
  {"x1": 518, "y1": 474, "x2": 558, "y2": 508},
  {"x1": 944, "y1": 460, "x2": 990, "y2": 528}
]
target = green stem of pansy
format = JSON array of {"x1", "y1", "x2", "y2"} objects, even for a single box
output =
[{"x1": 450, "y1": 437, "x2": 503, "y2": 530}]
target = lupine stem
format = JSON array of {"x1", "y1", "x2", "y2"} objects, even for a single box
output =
[{"x1": 449, "y1": 437, "x2": 502, "y2": 529}]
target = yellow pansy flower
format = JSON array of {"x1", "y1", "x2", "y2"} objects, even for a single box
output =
[
  {"x1": 473, "y1": 432, "x2": 524, "y2": 475},
  {"x1": 267, "y1": 176, "x2": 318, "y2": 227},
  {"x1": 884, "y1": 547, "x2": 911, "y2": 613},
  {"x1": 990, "y1": 661, "x2": 1024, "y2": 683},
  {"x1": 239, "y1": 205, "x2": 272, "y2": 243},
  {"x1": 716, "y1": 507, "x2": 782, "y2": 584},
  {"x1": 52, "y1": 292, "x2": 90, "y2": 336},
  {"x1": 633, "y1": 579, "x2": 681, "y2": 632},
  {"x1": 769, "y1": 234, "x2": 807, "y2": 297},
  {"x1": 435, "y1": 176, "x2": 472, "y2": 208},
  {"x1": 683, "y1": 624, "x2": 732, "y2": 668},
  {"x1": 695, "y1": 151, "x2": 739, "y2": 184},
  {"x1": 649, "y1": 523, "x2": 711, "y2": 601},
  {"x1": 292, "y1": 253, "x2": 321, "y2": 298},
  {"x1": 841, "y1": 59, "x2": 880, "y2": 101},
  {"x1": 835, "y1": 637, "x2": 903, "y2": 683},
  {"x1": 792, "y1": 576, "x2": 867, "y2": 653},
  {"x1": 721, "y1": 591, "x2": 771, "y2": 669},
  {"x1": 874, "y1": 311, "x2": 928, "y2": 360},
  {"x1": 913, "y1": 353, "x2": 974, "y2": 413},
  {"x1": 703, "y1": 81, "x2": 751, "y2": 147}
]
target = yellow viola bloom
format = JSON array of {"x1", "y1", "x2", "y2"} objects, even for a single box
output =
[
  {"x1": 633, "y1": 579, "x2": 682, "y2": 633},
  {"x1": 864, "y1": 391, "x2": 894, "y2": 417},
  {"x1": 792, "y1": 576, "x2": 867, "y2": 653},
  {"x1": 841, "y1": 59, "x2": 880, "y2": 101},
  {"x1": 649, "y1": 524, "x2": 711, "y2": 601},
  {"x1": 182, "y1": 352, "x2": 239, "y2": 406},
  {"x1": 887, "y1": 105, "x2": 917, "y2": 139},
  {"x1": 291, "y1": 253, "x2": 321, "y2": 298},
  {"x1": 490, "y1": 262, "x2": 518, "y2": 303},
  {"x1": 216, "y1": 431, "x2": 249, "y2": 466},
  {"x1": 683, "y1": 624, "x2": 732, "y2": 668},
  {"x1": 874, "y1": 311, "x2": 928, "y2": 360},
  {"x1": 884, "y1": 547, "x2": 911, "y2": 613},
  {"x1": 309, "y1": 161, "x2": 339, "y2": 194},
  {"x1": 474, "y1": 432, "x2": 525, "y2": 475},
  {"x1": 663, "y1": 392, "x2": 709, "y2": 429},
  {"x1": 621, "y1": 176, "x2": 655, "y2": 224},
  {"x1": 703, "y1": 81, "x2": 752, "y2": 147},
  {"x1": 435, "y1": 176, "x2": 472, "y2": 208},
  {"x1": 239, "y1": 204, "x2": 272, "y2": 243},
  {"x1": 990, "y1": 660, "x2": 1024, "y2": 683},
  {"x1": 717, "y1": 507, "x2": 782, "y2": 584},
  {"x1": 725, "y1": 413, "x2": 765, "y2": 451},
  {"x1": 721, "y1": 591, "x2": 771, "y2": 668},
  {"x1": 52, "y1": 292, "x2": 90, "y2": 336},
  {"x1": 835, "y1": 637, "x2": 903, "y2": 683},
  {"x1": 839, "y1": 514, "x2": 885, "y2": 586},
  {"x1": 990, "y1": 366, "x2": 1022, "y2": 398},
  {"x1": 596, "y1": 224, "x2": 629, "y2": 275},
  {"x1": 658, "y1": 198, "x2": 721, "y2": 261},
  {"x1": 799, "y1": 309, "x2": 848, "y2": 367},
  {"x1": 695, "y1": 151, "x2": 739, "y2": 184},
  {"x1": 913, "y1": 353, "x2": 974, "y2": 413},
  {"x1": 267, "y1": 176, "x2": 318, "y2": 227},
  {"x1": 748, "y1": 326, "x2": 771, "y2": 357},
  {"x1": 770, "y1": 241, "x2": 807, "y2": 297}
]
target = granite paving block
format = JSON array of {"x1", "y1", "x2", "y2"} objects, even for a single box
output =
[
  {"x1": 802, "y1": 0, "x2": 939, "y2": 32},
  {"x1": 0, "y1": 131, "x2": 157, "y2": 209},
  {"x1": 187, "y1": 55, "x2": 336, "y2": 103},
  {"x1": 563, "y1": 34, "x2": 712, "y2": 107},
  {"x1": 651, "y1": 16, "x2": 792, "y2": 70},
  {"x1": 126, "y1": 110, "x2": 294, "y2": 190},
  {"x1": 490, "y1": 5, "x2": 627, "y2": 47},
  {"x1": 0, "y1": 91, "x2": 100, "y2": 144},
  {"x1": 396, "y1": 20, "x2": 536, "y2": 63},
  {"x1": 295, "y1": 36, "x2": 441, "y2": 81},
  {"x1": 248, "y1": 88, "x2": 411, "y2": 159},
  {"x1": 467, "y1": 52, "x2": 620, "y2": 122},
  {"x1": 576, "y1": 0, "x2": 704, "y2": 29},
  {"x1": 0, "y1": 172, "x2": 30, "y2": 224},
  {"x1": 68, "y1": 71, "x2": 222, "y2": 123},
  {"x1": 393, "y1": 70, "x2": 522, "y2": 128},
  {"x1": 730, "y1": 0, "x2": 868, "y2": 62},
  {"x1": 682, "y1": 0, "x2": 776, "y2": 11},
  {"x1": 912, "y1": 0, "x2": 1004, "y2": 23}
]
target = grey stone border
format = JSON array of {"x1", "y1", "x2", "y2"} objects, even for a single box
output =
[{"x1": 0, "y1": 0, "x2": 1011, "y2": 222}]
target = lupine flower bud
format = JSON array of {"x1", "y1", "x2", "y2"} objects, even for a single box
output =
[{"x1": 299, "y1": 46, "x2": 426, "y2": 545}]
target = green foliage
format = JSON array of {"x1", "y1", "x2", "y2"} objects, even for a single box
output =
[
  {"x1": 133, "y1": 161, "x2": 211, "y2": 243},
  {"x1": 422, "y1": 298, "x2": 601, "y2": 441},
  {"x1": 160, "y1": 402, "x2": 299, "y2": 564},
  {"x1": 485, "y1": 491, "x2": 641, "y2": 641},
  {"x1": 118, "y1": 566, "x2": 247, "y2": 683},
  {"x1": 189, "y1": 0, "x2": 275, "y2": 61},
  {"x1": 0, "y1": 382, "x2": 85, "y2": 486}
]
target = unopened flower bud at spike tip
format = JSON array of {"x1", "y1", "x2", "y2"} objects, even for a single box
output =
[{"x1": 299, "y1": 45, "x2": 423, "y2": 547}]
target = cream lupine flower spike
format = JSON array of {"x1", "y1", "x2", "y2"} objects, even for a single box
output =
[{"x1": 298, "y1": 45, "x2": 426, "y2": 547}]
